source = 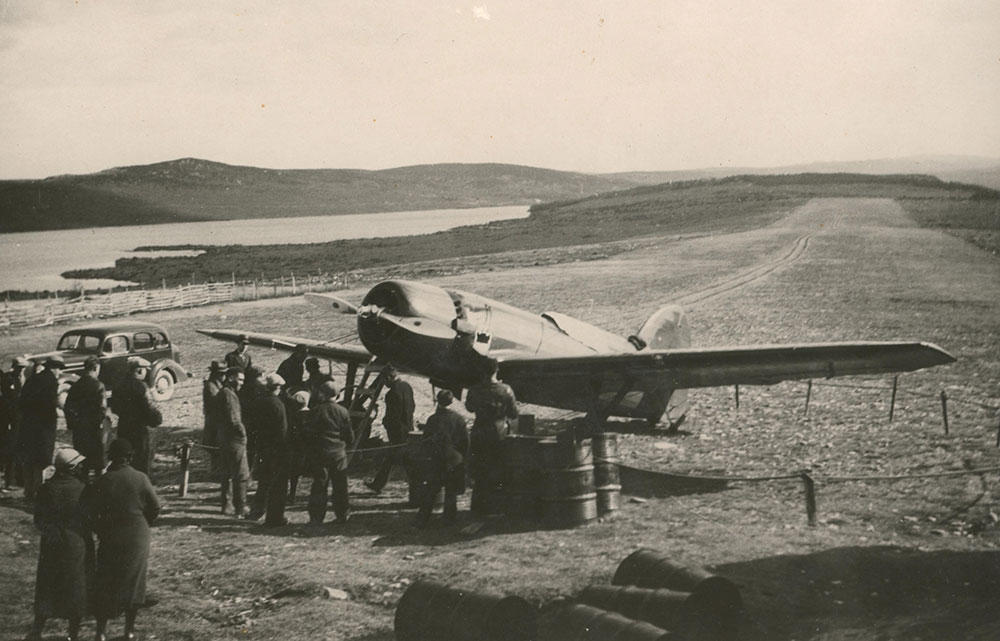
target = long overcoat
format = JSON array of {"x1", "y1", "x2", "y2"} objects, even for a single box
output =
[
  {"x1": 33, "y1": 473, "x2": 94, "y2": 619},
  {"x1": 110, "y1": 377, "x2": 161, "y2": 475},
  {"x1": 18, "y1": 369, "x2": 60, "y2": 467},
  {"x1": 423, "y1": 406, "x2": 470, "y2": 494},
  {"x1": 86, "y1": 463, "x2": 161, "y2": 618}
]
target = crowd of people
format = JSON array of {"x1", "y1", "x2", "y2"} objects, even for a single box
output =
[{"x1": 0, "y1": 333, "x2": 522, "y2": 640}]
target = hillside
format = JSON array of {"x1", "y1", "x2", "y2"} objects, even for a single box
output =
[
  {"x1": 64, "y1": 173, "x2": 1000, "y2": 288},
  {"x1": 606, "y1": 155, "x2": 1000, "y2": 190},
  {"x1": 0, "y1": 159, "x2": 640, "y2": 233}
]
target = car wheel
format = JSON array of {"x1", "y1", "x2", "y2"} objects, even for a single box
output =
[{"x1": 151, "y1": 369, "x2": 175, "y2": 401}]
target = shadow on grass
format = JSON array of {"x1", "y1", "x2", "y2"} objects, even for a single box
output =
[{"x1": 713, "y1": 545, "x2": 1000, "y2": 641}]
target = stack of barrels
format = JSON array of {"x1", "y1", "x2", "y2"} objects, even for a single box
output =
[
  {"x1": 394, "y1": 549, "x2": 743, "y2": 641},
  {"x1": 501, "y1": 430, "x2": 621, "y2": 528}
]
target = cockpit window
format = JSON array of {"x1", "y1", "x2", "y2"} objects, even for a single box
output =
[{"x1": 57, "y1": 333, "x2": 101, "y2": 352}]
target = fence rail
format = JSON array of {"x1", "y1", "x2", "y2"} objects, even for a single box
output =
[{"x1": 0, "y1": 273, "x2": 358, "y2": 333}]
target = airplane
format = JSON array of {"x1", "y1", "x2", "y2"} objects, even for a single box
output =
[{"x1": 197, "y1": 279, "x2": 956, "y2": 431}]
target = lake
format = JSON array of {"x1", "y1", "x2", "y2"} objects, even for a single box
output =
[{"x1": 0, "y1": 205, "x2": 530, "y2": 292}]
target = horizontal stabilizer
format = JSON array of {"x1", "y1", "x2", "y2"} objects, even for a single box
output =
[{"x1": 196, "y1": 329, "x2": 372, "y2": 365}]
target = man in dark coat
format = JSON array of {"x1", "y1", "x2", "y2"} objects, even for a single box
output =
[
  {"x1": 26, "y1": 447, "x2": 93, "y2": 641},
  {"x1": 202, "y1": 360, "x2": 226, "y2": 479},
  {"x1": 1, "y1": 355, "x2": 30, "y2": 489},
  {"x1": 110, "y1": 357, "x2": 161, "y2": 476},
  {"x1": 86, "y1": 439, "x2": 161, "y2": 641},
  {"x1": 276, "y1": 345, "x2": 308, "y2": 388},
  {"x1": 303, "y1": 358, "x2": 333, "y2": 409},
  {"x1": 302, "y1": 380, "x2": 354, "y2": 525},
  {"x1": 216, "y1": 366, "x2": 250, "y2": 516},
  {"x1": 417, "y1": 390, "x2": 470, "y2": 525},
  {"x1": 464, "y1": 359, "x2": 518, "y2": 516},
  {"x1": 366, "y1": 365, "x2": 415, "y2": 493},
  {"x1": 239, "y1": 365, "x2": 266, "y2": 472},
  {"x1": 224, "y1": 334, "x2": 252, "y2": 371},
  {"x1": 18, "y1": 356, "x2": 65, "y2": 500},
  {"x1": 248, "y1": 373, "x2": 290, "y2": 526},
  {"x1": 64, "y1": 355, "x2": 108, "y2": 477}
]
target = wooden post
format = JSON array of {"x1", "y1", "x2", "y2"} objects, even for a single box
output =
[
  {"x1": 179, "y1": 440, "x2": 192, "y2": 497},
  {"x1": 889, "y1": 376, "x2": 898, "y2": 422},
  {"x1": 804, "y1": 380, "x2": 812, "y2": 415},
  {"x1": 995, "y1": 418, "x2": 1000, "y2": 447},
  {"x1": 291, "y1": 272, "x2": 296, "y2": 294},
  {"x1": 734, "y1": 384, "x2": 740, "y2": 409},
  {"x1": 801, "y1": 471, "x2": 817, "y2": 526},
  {"x1": 940, "y1": 390, "x2": 949, "y2": 435}
]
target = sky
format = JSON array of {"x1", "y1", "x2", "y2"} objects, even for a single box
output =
[{"x1": 1, "y1": 1, "x2": 998, "y2": 179}]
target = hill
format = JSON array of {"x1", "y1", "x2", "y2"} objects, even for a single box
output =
[
  {"x1": 605, "y1": 155, "x2": 1000, "y2": 191},
  {"x1": 0, "y1": 158, "x2": 640, "y2": 233}
]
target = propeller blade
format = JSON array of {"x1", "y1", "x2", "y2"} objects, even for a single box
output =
[
  {"x1": 304, "y1": 293, "x2": 358, "y2": 315},
  {"x1": 369, "y1": 310, "x2": 456, "y2": 340}
]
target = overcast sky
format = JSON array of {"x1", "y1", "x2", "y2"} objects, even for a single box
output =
[{"x1": 1, "y1": 1, "x2": 998, "y2": 179}]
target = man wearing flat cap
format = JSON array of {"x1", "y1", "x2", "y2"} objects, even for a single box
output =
[
  {"x1": 202, "y1": 360, "x2": 226, "y2": 478},
  {"x1": 417, "y1": 389, "x2": 469, "y2": 525},
  {"x1": 18, "y1": 356, "x2": 65, "y2": 500},
  {"x1": 302, "y1": 380, "x2": 353, "y2": 525},
  {"x1": 110, "y1": 357, "x2": 161, "y2": 476},
  {"x1": 1, "y1": 355, "x2": 30, "y2": 489},
  {"x1": 247, "y1": 373, "x2": 290, "y2": 525},
  {"x1": 225, "y1": 334, "x2": 252, "y2": 372},
  {"x1": 64, "y1": 355, "x2": 108, "y2": 477}
]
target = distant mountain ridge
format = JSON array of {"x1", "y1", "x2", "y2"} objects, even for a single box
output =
[
  {"x1": 2, "y1": 155, "x2": 997, "y2": 233},
  {"x1": 0, "y1": 158, "x2": 640, "y2": 233}
]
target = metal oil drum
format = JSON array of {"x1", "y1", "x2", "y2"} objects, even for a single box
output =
[
  {"x1": 538, "y1": 437, "x2": 597, "y2": 528},
  {"x1": 503, "y1": 435, "x2": 543, "y2": 519},
  {"x1": 395, "y1": 580, "x2": 537, "y2": 641}
]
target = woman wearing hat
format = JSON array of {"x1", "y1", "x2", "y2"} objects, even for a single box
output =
[
  {"x1": 86, "y1": 439, "x2": 161, "y2": 641},
  {"x1": 26, "y1": 447, "x2": 93, "y2": 641}
]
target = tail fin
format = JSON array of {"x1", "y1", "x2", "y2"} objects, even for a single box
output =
[{"x1": 631, "y1": 305, "x2": 690, "y2": 428}]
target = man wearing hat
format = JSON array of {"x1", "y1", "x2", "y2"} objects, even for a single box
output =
[
  {"x1": 1, "y1": 355, "x2": 30, "y2": 489},
  {"x1": 303, "y1": 357, "x2": 333, "y2": 408},
  {"x1": 302, "y1": 380, "x2": 354, "y2": 525},
  {"x1": 247, "y1": 373, "x2": 290, "y2": 525},
  {"x1": 18, "y1": 356, "x2": 65, "y2": 500},
  {"x1": 216, "y1": 366, "x2": 250, "y2": 516},
  {"x1": 225, "y1": 334, "x2": 252, "y2": 371},
  {"x1": 110, "y1": 357, "x2": 162, "y2": 476},
  {"x1": 64, "y1": 355, "x2": 108, "y2": 477},
  {"x1": 465, "y1": 358, "x2": 519, "y2": 516},
  {"x1": 25, "y1": 447, "x2": 92, "y2": 641},
  {"x1": 417, "y1": 390, "x2": 470, "y2": 525},
  {"x1": 276, "y1": 344, "x2": 308, "y2": 389}
]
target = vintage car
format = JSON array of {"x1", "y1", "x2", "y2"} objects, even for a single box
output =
[{"x1": 28, "y1": 320, "x2": 188, "y2": 401}]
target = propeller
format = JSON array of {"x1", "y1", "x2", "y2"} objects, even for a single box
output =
[{"x1": 304, "y1": 293, "x2": 358, "y2": 315}]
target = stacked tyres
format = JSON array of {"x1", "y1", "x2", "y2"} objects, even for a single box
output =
[
  {"x1": 538, "y1": 437, "x2": 597, "y2": 528},
  {"x1": 578, "y1": 585, "x2": 719, "y2": 640},
  {"x1": 404, "y1": 431, "x2": 443, "y2": 510},
  {"x1": 612, "y1": 549, "x2": 742, "y2": 641},
  {"x1": 394, "y1": 580, "x2": 536, "y2": 641},
  {"x1": 592, "y1": 433, "x2": 621, "y2": 515},
  {"x1": 538, "y1": 602, "x2": 671, "y2": 641},
  {"x1": 503, "y1": 435, "x2": 543, "y2": 519}
]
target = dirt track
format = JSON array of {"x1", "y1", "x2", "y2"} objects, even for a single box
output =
[{"x1": 1, "y1": 197, "x2": 999, "y2": 640}]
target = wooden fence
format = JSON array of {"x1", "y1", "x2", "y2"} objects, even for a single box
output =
[{"x1": 0, "y1": 272, "x2": 358, "y2": 333}]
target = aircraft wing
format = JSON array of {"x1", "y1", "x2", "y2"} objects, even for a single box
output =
[
  {"x1": 196, "y1": 329, "x2": 372, "y2": 365},
  {"x1": 497, "y1": 341, "x2": 955, "y2": 416}
]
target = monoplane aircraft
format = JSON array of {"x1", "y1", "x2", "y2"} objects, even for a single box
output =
[{"x1": 198, "y1": 279, "x2": 955, "y2": 430}]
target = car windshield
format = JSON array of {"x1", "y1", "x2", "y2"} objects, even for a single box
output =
[{"x1": 57, "y1": 332, "x2": 101, "y2": 352}]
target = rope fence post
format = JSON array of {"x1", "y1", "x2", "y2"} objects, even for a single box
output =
[
  {"x1": 804, "y1": 380, "x2": 812, "y2": 416},
  {"x1": 995, "y1": 417, "x2": 1000, "y2": 448},
  {"x1": 889, "y1": 376, "x2": 898, "y2": 422},
  {"x1": 800, "y1": 470, "x2": 817, "y2": 526},
  {"x1": 940, "y1": 390, "x2": 949, "y2": 435},
  {"x1": 178, "y1": 439, "x2": 192, "y2": 497},
  {"x1": 734, "y1": 384, "x2": 740, "y2": 409}
]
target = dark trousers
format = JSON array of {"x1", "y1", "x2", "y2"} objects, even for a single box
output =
[
  {"x1": 23, "y1": 463, "x2": 43, "y2": 500},
  {"x1": 369, "y1": 431, "x2": 404, "y2": 491},
  {"x1": 252, "y1": 453, "x2": 289, "y2": 524},
  {"x1": 469, "y1": 448, "x2": 504, "y2": 516},
  {"x1": 416, "y1": 477, "x2": 458, "y2": 523},
  {"x1": 308, "y1": 462, "x2": 349, "y2": 523},
  {"x1": 72, "y1": 423, "x2": 106, "y2": 475},
  {"x1": 120, "y1": 427, "x2": 153, "y2": 476}
]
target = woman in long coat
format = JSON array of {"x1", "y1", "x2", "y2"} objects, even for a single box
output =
[
  {"x1": 86, "y1": 439, "x2": 161, "y2": 641},
  {"x1": 27, "y1": 447, "x2": 93, "y2": 641}
]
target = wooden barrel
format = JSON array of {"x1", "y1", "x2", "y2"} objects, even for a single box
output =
[
  {"x1": 539, "y1": 437, "x2": 597, "y2": 528},
  {"x1": 503, "y1": 435, "x2": 543, "y2": 518},
  {"x1": 612, "y1": 549, "x2": 742, "y2": 640},
  {"x1": 538, "y1": 602, "x2": 670, "y2": 641},
  {"x1": 395, "y1": 580, "x2": 537, "y2": 641}
]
